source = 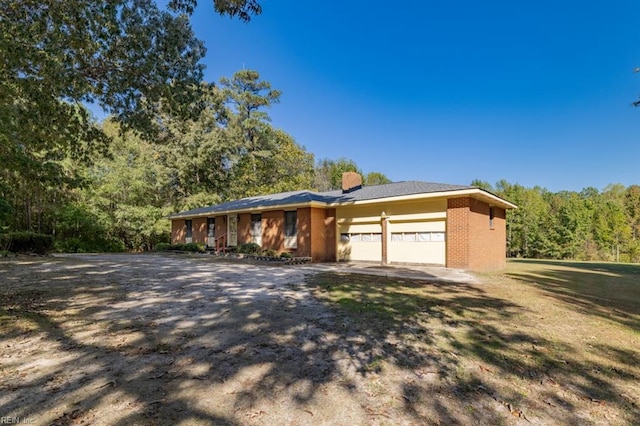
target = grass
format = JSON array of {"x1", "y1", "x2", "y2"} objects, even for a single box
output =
[
  {"x1": 312, "y1": 275, "x2": 425, "y2": 318},
  {"x1": 501, "y1": 259, "x2": 640, "y2": 334},
  {"x1": 308, "y1": 260, "x2": 640, "y2": 424}
]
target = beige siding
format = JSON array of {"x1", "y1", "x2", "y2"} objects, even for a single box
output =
[{"x1": 336, "y1": 199, "x2": 447, "y2": 264}]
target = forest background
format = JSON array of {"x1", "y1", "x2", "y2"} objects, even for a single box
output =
[{"x1": 1, "y1": 0, "x2": 638, "y2": 262}]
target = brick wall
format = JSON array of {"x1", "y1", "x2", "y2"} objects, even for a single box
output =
[
  {"x1": 262, "y1": 210, "x2": 284, "y2": 252},
  {"x1": 237, "y1": 213, "x2": 251, "y2": 245},
  {"x1": 296, "y1": 207, "x2": 312, "y2": 257},
  {"x1": 446, "y1": 198, "x2": 470, "y2": 269},
  {"x1": 310, "y1": 207, "x2": 327, "y2": 261},
  {"x1": 296, "y1": 207, "x2": 336, "y2": 262},
  {"x1": 468, "y1": 202, "x2": 506, "y2": 271},
  {"x1": 447, "y1": 197, "x2": 507, "y2": 271},
  {"x1": 192, "y1": 218, "x2": 207, "y2": 244},
  {"x1": 324, "y1": 208, "x2": 337, "y2": 262},
  {"x1": 171, "y1": 220, "x2": 186, "y2": 244},
  {"x1": 215, "y1": 215, "x2": 226, "y2": 241}
]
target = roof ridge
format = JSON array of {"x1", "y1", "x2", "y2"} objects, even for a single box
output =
[{"x1": 169, "y1": 180, "x2": 510, "y2": 218}]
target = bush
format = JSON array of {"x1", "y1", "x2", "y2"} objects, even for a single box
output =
[
  {"x1": 0, "y1": 232, "x2": 54, "y2": 254},
  {"x1": 238, "y1": 242, "x2": 261, "y2": 254},
  {"x1": 182, "y1": 243, "x2": 205, "y2": 252},
  {"x1": 54, "y1": 237, "x2": 85, "y2": 253},
  {"x1": 262, "y1": 249, "x2": 277, "y2": 257},
  {"x1": 54, "y1": 237, "x2": 125, "y2": 253},
  {"x1": 155, "y1": 243, "x2": 172, "y2": 251},
  {"x1": 154, "y1": 242, "x2": 205, "y2": 253},
  {"x1": 279, "y1": 252, "x2": 292, "y2": 259}
]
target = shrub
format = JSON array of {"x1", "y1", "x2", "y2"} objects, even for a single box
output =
[
  {"x1": 54, "y1": 237, "x2": 125, "y2": 253},
  {"x1": 279, "y1": 252, "x2": 292, "y2": 259},
  {"x1": 154, "y1": 242, "x2": 205, "y2": 253},
  {"x1": 0, "y1": 232, "x2": 54, "y2": 254},
  {"x1": 238, "y1": 242, "x2": 261, "y2": 254},
  {"x1": 54, "y1": 237, "x2": 84, "y2": 253},
  {"x1": 155, "y1": 243, "x2": 172, "y2": 251},
  {"x1": 182, "y1": 243, "x2": 205, "y2": 252},
  {"x1": 262, "y1": 249, "x2": 277, "y2": 257}
]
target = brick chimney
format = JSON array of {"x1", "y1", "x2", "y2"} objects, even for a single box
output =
[{"x1": 342, "y1": 172, "x2": 363, "y2": 193}]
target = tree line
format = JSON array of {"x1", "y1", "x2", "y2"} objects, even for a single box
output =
[
  {"x1": 2, "y1": 0, "x2": 638, "y2": 262},
  {"x1": 473, "y1": 180, "x2": 640, "y2": 263},
  {"x1": 0, "y1": 0, "x2": 388, "y2": 252},
  {"x1": 1, "y1": 68, "x2": 388, "y2": 252}
]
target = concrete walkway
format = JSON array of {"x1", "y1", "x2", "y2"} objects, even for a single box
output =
[{"x1": 298, "y1": 262, "x2": 480, "y2": 284}]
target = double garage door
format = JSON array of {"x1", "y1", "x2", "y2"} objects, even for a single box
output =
[{"x1": 339, "y1": 220, "x2": 446, "y2": 265}]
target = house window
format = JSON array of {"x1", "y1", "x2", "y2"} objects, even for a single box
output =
[
  {"x1": 391, "y1": 232, "x2": 445, "y2": 242},
  {"x1": 207, "y1": 218, "x2": 215, "y2": 246},
  {"x1": 341, "y1": 233, "x2": 382, "y2": 242},
  {"x1": 284, "y1": 211, "x2": 297, "y2": 248},
  {"x1": 489, "y1": 207, "x2": 495, "y2": 229},
  {"x1": 418, "y1": 232, "x2": 431, "y2": 242},
  {"x1": 185, "y1": 219, "x2": 193, "y2": 243},
  {"x1": 251, "y1": 214, "x2": 262, "y2": 244},
  {"x1": 431, "y1": 232, "x2": 445, "y2": 242}
]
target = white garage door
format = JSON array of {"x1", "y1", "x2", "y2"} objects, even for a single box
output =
[
  {"x1": 389, "y1": 220, "x2": 446, "y2": 265},
  {"x1": 338, "y1": 223, "x2": 382, "y2": 262}
]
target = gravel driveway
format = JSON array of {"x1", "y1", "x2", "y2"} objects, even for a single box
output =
[{"x1": 1, "y1": 253, "x2": 481, "y2": 425}]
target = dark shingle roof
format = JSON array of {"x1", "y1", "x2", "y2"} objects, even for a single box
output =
[
  {"x1": 169, "y1": 190, "x2": 334, "y2": 218},
  {"x1": 169, "y1": 181, "x2": 475, "y2": 218},
  {"x1": 324, "y1": 181, "x2": 472, "y2": 202}
]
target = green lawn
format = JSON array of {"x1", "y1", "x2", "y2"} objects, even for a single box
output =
[{"x1": 307, "y1": 259, "x2": 640, "y2": 424}]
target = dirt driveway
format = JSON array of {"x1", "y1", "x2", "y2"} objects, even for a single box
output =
[
  {"x1": 7, "y1": 254, "x2": 627, "y2": 425},
  {"x1": 2, "y1": 253, "x2": 477, "y2": 425}
]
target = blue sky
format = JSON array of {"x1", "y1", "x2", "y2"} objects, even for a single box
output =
[{"x1": 189, "y1": 1, "x2": 640, "y2": 192}]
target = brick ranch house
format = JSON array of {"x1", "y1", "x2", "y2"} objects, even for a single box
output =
[{"x1": 169, "y1": 173, "x2": 517, "y2": 271}]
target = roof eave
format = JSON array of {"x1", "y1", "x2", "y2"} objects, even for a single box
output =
[
  {"x1": 168, "y1": 188, "x2": 516, "y2": 220},
  {"x1": 327, "y1": 188, "x2": 517, "y2": 209},
  {"x1": 168, "y1": 200, "x2": 329, "y2": 219}
]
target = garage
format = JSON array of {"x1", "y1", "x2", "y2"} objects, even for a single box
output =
[
  {"x1": 338, "y1": 220, "x2": 446, "y2": 265},
  {"x1": 388, "y1": 220, "x2": 446, "y2": 265},
  {"x1": 338, "y1": 222, "x2": 382, "y2": 262}
]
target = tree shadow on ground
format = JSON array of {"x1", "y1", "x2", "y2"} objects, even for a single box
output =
[
  {"x1": 505, "y1": 259, "x2": 640, "y2": 331},
  {"x1": 0, "y1": 254, "x2": 638, "y2": 425},
  {"x1": 306, "y1": 271, "x2": 639, "y2": 424}
]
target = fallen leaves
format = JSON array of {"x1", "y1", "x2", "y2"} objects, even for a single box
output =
[
  {"x1": 361, "y1": 404, "x2": 392, "y2": 419},
  {"x1": 478, "y1": 364, "x2": 494, "y2": 374},
  {"x1": 50, "y1": 409, "x2": 83, "y2": 425},
  {"x1": 245, "y1": 409, "x2": 266, "y2": 418},
  {"x1": 579, "y1": 395, "x2": 606, "y2": 405},
  {"x1": 474, "y1": 385, "x2": 532, "y2": 423}
]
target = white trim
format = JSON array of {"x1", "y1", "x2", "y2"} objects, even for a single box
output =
[
  {"x1": 284, "y1": 210, "x2": 297, "y2": 248},
  {"x1": 169, "y1": 188, "x2": 516, "y2": 220},
  {"x1": 327, "y1": 188, "x2": 517, "y2": 209},
  {"x1": 284, "y1": 236, "x2": 297, "y2": 249},
  {"x1": 169, "y1": 201, "x2": 327, "y2": 220},
  {"x1": 227, "y1": 214, "x2": 238, "y2": 246}
]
